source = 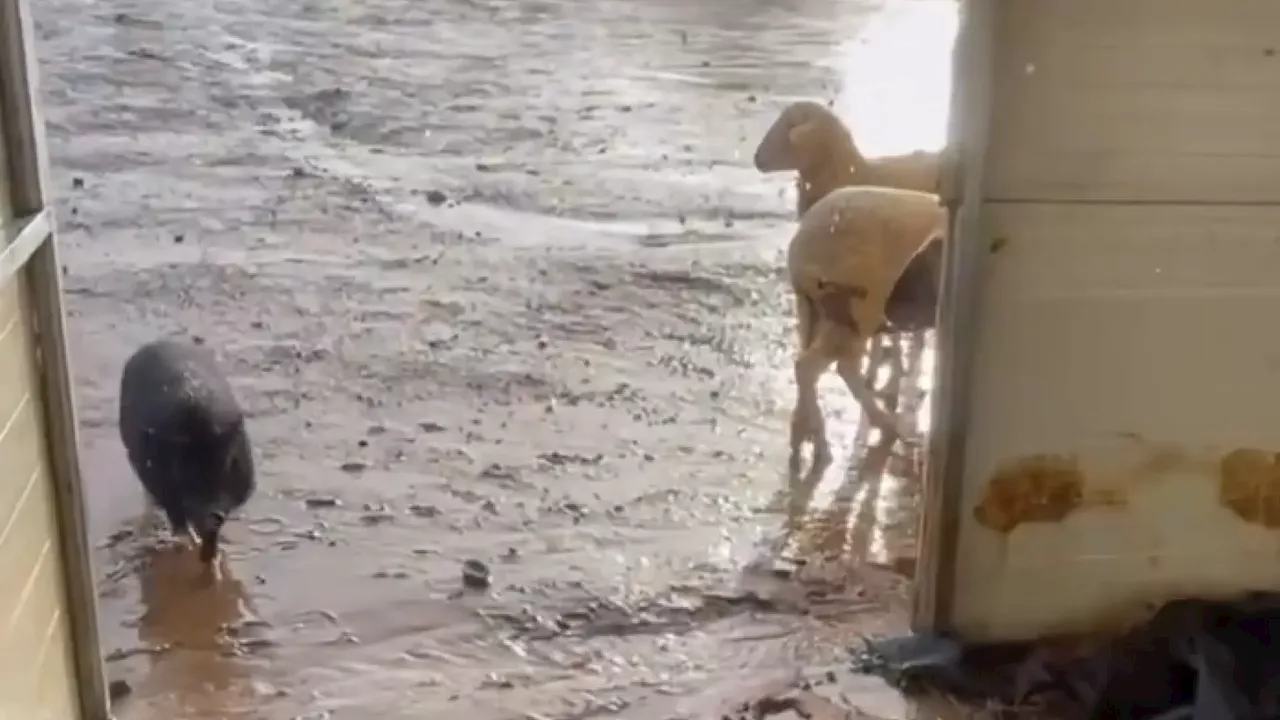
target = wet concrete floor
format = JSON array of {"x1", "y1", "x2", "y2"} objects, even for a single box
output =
[{"x1": 33, "y1": 0, "x2": 957, "y2": 716}]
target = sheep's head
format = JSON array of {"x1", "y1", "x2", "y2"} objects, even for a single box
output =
[{"x1": 753, "y1": 101, "x2": 856, "y2": 173}]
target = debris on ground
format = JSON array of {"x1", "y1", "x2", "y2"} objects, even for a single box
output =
[
  {"x1": 108, "y1": 678, "x2": 133, "y2": 703},
  {"x1": 462, "y1": 559, "x2": 492, "y2": 590},
  {"x1": 849, "y1": 594, "x2": 1280, "y2": 720},
  {"x1": 479, "y1": 586, "x2": 805, "y2": 643}
]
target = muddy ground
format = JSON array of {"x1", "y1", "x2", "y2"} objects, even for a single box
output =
[{"x1": 31, "y1": 0, "x2": 956, "y2": 716}]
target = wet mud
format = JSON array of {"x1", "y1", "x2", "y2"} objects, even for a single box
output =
[{"x1": 33, "y1": 0, "x2": 957, "y2": 716}]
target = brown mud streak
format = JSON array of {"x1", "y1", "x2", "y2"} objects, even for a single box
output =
[
  {"x1": 1218, "y1": 448, "x2": 1280, "y2": 528},
  {"x1": 974, "y1": 454, "x2": 1121, "y2": 534}
]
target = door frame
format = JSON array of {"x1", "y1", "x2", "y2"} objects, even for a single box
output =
[
  {"x1": 913, "y1": 0, "x2": 995, "y2": 635},
  {"x1": 0, "y1": 0, "x2": 110, "y2": 715}
]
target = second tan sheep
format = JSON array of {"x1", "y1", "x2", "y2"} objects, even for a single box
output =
[
  {"x1": 785, "y1": 184, "x2": 945, "y2": 476},
  {"x1": 753, "y1": 100, "x2": 940, "y2": 216}
]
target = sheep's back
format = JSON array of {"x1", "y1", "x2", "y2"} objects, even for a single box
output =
[
  {"x1": 863, "y1": 151, "x2": 941, "y2": 195},
  {"x1": 787, "y1": 187, "x2": 945, "y2": 334}
]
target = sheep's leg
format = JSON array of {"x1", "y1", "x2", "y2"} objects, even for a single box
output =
[
  {"x1": 791, "y1": 341, "x2": 836, "y2": 476},
  {"x1": 793, "y1": 288, "x2": 818, "y2": 352},
  {"x1": 836, "y1": 350, "x2": 917, "y2": 446}
]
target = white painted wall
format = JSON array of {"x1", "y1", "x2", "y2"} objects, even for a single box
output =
[{"x1": 944, "y1": 0, "x2": 1280, "y2": 643}]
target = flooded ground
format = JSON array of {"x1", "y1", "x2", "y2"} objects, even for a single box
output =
[{"x1": 32, "y1": 0, "x2": 956, "y2": 716}]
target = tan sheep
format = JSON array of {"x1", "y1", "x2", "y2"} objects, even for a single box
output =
[
  {"x1": 753, "y1": 100, "x2": 940, "y2": 216},
  {"x1": 785, "y1": 184, "x2": 945, "y2": 475}
]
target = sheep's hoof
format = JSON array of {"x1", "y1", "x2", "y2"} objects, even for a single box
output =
[
  {"x1": 894, "y1": 444, "x2": 925, "y2": 478},
  {"x1": 895, "y1": 436, "x2": 927, "y2": 474}
]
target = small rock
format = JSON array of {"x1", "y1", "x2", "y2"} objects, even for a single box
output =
[
  {"x1": 425, "y1": 190, "x2": 449, "y2": 206},
  {"x1": 418, "y1": 421, "x2": 446, "y2": 433},
  {"x1": 173, "y1": 233, "x2": 185, "y2": 244},
  {"x1": 304, "y1": 496, "x2": 341, "y2": 509},
  {"x1": 479, "y1": 463, "x2": 517, "y2": 480},
  {"x1": 340, "y1": 460, "x2": 368, "y2": 474},
  {"x1": 462, "y1": 559, "x2": 491, "y2": 590},
  {"x1": 71, "y1": 176, "x2": 85, "y2": 190},
  {"x1": 408, "y1": 503, "x2": 439, "y2": 518},
  {"x1": 251, "y1": 680, "x2": 288, "y2": 698},
  {"x1": 108, "y1": 678, "x2": 132, "y2": 702}
]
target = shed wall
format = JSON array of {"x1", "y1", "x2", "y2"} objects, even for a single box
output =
[{"x1": 933, "y1": 0, "x2": 1280, "y2": 642}]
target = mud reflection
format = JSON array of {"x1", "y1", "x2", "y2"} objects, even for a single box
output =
[
  {"x1": 784, "y1": 331, "x2": 931, "y2": 571},
  {"x1": 123, "y1": 543, "x2": 264, "y2": 718}
]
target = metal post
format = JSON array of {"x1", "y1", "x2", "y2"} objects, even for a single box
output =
[{"x1": 912, "y1": 0, "x2": 997, "y2": 635}]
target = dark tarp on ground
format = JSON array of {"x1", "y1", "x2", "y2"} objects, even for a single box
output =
[{"x1": 849, "y1": 594, "x2": 1280, "y2": 720}]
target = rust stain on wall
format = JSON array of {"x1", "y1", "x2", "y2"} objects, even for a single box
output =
[
  {"x1": 975, "y1": 440, "x2": 1270, "y2": 535},
  {"x1": 973, "y1": 454, "x2": 1088, "y2": 534},
  {"x1": 1218, "y1": 448, "x2": 1280, "y2": 528}
]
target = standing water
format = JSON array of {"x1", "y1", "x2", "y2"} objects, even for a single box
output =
[{"x1": 34, "y1": 0, "x2": 957, "y2": 716}]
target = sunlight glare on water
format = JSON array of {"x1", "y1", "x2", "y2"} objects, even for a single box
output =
[{"x1": 830, "y1": 0, "x2": 959, "y2": 156}]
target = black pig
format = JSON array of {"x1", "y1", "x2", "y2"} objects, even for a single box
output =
[{"x1": 118, "y1": 339, "x2": 255, "y2": 565}]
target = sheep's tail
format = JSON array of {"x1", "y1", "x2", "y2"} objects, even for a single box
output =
[{"x1": 793, "y1": 281, "x2": 819, "y2": 352}]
